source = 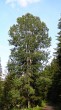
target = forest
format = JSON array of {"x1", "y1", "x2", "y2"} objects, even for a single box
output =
[{"x1": 0, "y1": 13, "x2": 61, "y2": 110}]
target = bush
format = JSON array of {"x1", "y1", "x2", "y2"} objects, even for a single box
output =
[
  {"x1": 21, "y1": 106, "x2": 43, "y2": 110},
  {"x1": 41, "y1": 100, "x2": 46, "y2": 107},
  {"x1": 11, "y1": 105, "x2": 44, "y2": 110}
]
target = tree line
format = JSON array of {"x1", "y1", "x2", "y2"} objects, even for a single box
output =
[{"x1": 0, "y1": 13, "x2": 61, "y2": 110}]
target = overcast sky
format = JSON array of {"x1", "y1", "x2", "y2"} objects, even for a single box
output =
[{"x1": 0, "y1": 0, "x2": 61, "y2": 73}]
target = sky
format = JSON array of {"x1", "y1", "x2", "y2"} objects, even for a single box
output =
[{"x1": 0, "y1": 0, "x2": 61, "y2": 75}]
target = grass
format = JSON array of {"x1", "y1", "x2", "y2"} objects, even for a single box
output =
[
  {"x1": 11, "y1": 100, "x2": 47, "y2": 110},
  {"x1": 11, "y1": 106, "x2": 44, "y2": 110}
]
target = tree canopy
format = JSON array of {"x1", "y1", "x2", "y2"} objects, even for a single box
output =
[
  {"x1": 8, "y1": 13, "x2": 51, "y2": 74},
  {"x1": 6, "y1": 13, "x2": 51, "y2": 109},
  {"x1": 47, "y1": 17, "x2": 61, "y2": 104},
  {"x1": 0, "y1": 13, "x2": 52, "y2": 110}
]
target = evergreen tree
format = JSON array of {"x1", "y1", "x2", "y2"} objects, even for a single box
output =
[
  {"x1": 47, "y1": 18, "x2": 61, "y2": 104},
  {"x1": 7, "y1": 13, "x2": 51, "y2": 108}
]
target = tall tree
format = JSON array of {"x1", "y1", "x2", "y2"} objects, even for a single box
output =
[
  {"x1": 47, "y1": 18, "x2": 61, "y2": 104},
  {"x1": 7, "y1": 13, "x2": 51, "y2": 108}
]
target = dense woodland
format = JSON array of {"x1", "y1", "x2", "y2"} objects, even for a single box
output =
[{"x1": 0, "y1": 13, "x2": 61, "y2": 110}]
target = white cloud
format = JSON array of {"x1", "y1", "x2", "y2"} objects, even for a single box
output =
[{"x1": 6, "y1": 0, "x2": 40, "y2": 7}]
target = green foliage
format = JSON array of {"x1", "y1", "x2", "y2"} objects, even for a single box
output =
[
  {"x1": 41, "y1": 100, "x2": 46, "y2": 107},
  {"x1": 1, "y1": 13, "x2": 51, "y2": 109},
  {"x1": 11, "y1": 106, "x2": 43, "y2": 110},
  {"x1": 8, "y1": 13, "x2": 51, "y2": 75},
  {"x1": 0, "y1": 80, "x2": 4, "y2": 109},
  {"x1": 47, "y1": 17, "x2": 61, "y2": 105}
]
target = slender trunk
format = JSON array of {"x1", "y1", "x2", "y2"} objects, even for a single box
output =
[
  {"x1": 26, "y1": 43, "x2": 31, "y2": 108},
  {"x1": 28, "y1": 100, "x2": 30, "y2": 108}
]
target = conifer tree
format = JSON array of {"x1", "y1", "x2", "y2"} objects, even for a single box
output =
[
  {"x1": 53, "y1": 18, "x2": 61, "y2": 103},
  {"x1": 48, "y1": 18, "x2": 61, "y2": 104},
  {"x1": 7, "y1": 13, "x2": 51, "y2": 108}
]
